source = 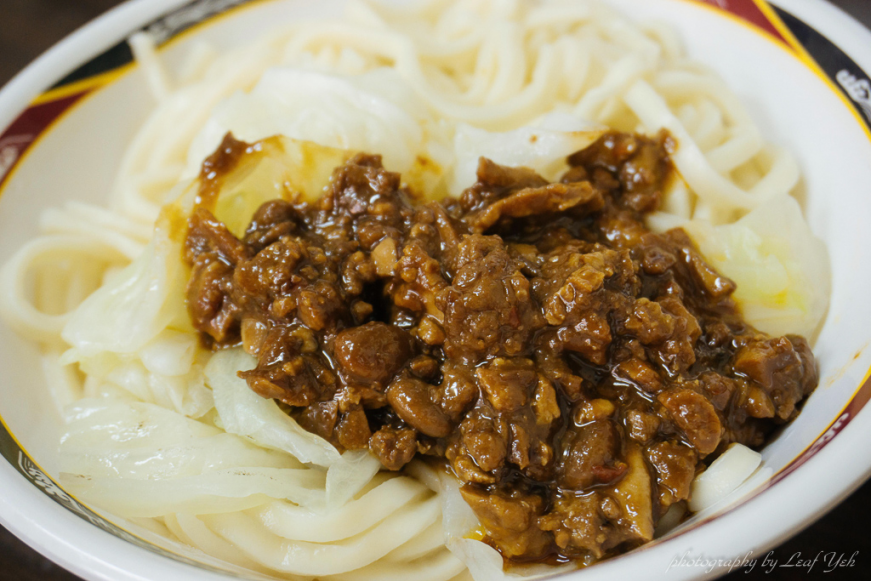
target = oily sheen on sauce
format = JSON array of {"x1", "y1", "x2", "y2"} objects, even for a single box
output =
[{"x1": 183, "y1": 131, "x2": 818, "y2": 566}]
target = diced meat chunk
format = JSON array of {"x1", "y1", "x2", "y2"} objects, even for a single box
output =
[
  {"x1": 369, "y1": 427, "x2": 417, "y2": 471},
  {"x1": 187, "y1": 257, "x2": 239, "y2": 343},
  {"x1": 645, "y1": 440, "x2": 697, "y2": 507},
  {"x1": 732, "y1": 336, "x2": 818, "y2": 420},
  {"x1": 476, "y1": 358, "x2": 537, "y2": 412},
  {"x1": 470, "y1": 181, "x2": 603, "y2": 231},
  {"x1": 460, "y1": 487, "x2": 551, "y2": 559},
  {"x1": 557, "y1": 420, "x2": 622, "y2": 490},
  {"x1": 440, "y1": 236, "x2": 544, "y2": 364},
  {"x1": 387, "y1": 374, "x2": 453, "y2": 438},
  {"x1": 335, "y1": 322, "x2": 413, "y2": 384},
  {"x1": 538, "y1": 493, "x2": 605, "y2": 558},
  {"x1": 658, "y1": 389, "x2": 722, "y2": 455}
]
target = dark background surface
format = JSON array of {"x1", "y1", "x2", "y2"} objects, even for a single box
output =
[{"x1": 0, "y1": 0, "x2": 869, "y2": 579}]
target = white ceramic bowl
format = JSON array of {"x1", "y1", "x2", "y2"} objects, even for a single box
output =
[{"x1": 2, "y1": 0, "x2": 871, "y2": 579}]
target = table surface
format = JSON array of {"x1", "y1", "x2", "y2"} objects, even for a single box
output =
[{"x1": 1, "y1": 0, "x2": 870, "y2": 580}]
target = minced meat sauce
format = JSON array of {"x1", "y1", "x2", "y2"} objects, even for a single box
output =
[{"x1": 184, "y1": 131, "x2": 818, "y2": 566}]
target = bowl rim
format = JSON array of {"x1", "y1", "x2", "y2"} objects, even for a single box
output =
[{"x1": 1, "y1": 0, "x2": 871, "y2": 580}]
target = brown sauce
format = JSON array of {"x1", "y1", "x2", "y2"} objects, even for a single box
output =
[{"x1": 183, "y1": 130, "x2": 818, "y2": 566}]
